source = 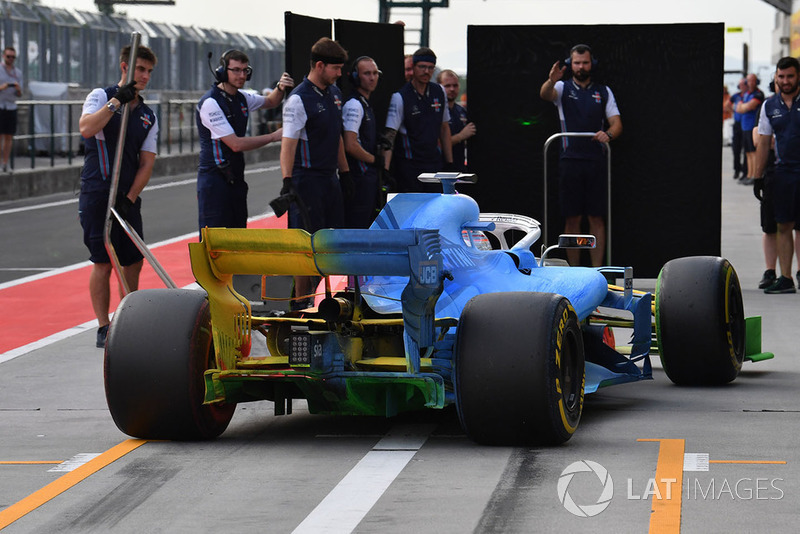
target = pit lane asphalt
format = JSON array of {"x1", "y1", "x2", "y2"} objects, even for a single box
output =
[{"x1": 0, "y1": 149, "x2": 797, "y2": 533}]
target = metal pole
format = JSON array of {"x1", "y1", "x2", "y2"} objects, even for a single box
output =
[
  {"x1": 542, "y1": 132, "x2": 612, "y2": 263},
  {"x1": 103, "y1": 32, "x2": 140, "y2": 296},
  {"x1": 102, "y1": 34, "x2": 178, "y2": 293}
]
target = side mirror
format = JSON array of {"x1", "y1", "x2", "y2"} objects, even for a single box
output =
[
  {"x1": 540, "y1": 234, "x2": 596, "y2": 266},
  {"x1": 557, "y1": 234, "x2": 596, "y2": 249}
]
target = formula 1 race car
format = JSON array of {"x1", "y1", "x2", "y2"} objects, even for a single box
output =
[{"x1": 104, "y1": 174, "x2": 773, "y2": 445}]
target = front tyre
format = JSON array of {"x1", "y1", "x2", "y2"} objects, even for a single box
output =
[
  {"x1": 656, "y1": 256, "x2": 745, "y2": 385},
  {"x1": 455, "y1": 292, "x2": 585, "y2": 445},
  {"x1": 104, "y1": 289, "x2": 235, "y2": 440}
]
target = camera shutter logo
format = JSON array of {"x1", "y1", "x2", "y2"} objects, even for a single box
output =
[{"x1": 557, "y1": 460, "x2": 614, "y2": 517}]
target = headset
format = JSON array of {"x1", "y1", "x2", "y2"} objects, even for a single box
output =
[
  {"x1": 564, "y1": 44, "x2": 598, "y2": 69},
  {"x1": 349, "y1": 55, "x2": 380, "y2": 87},
  {"x1": 211, "y1": 49, "x2": 252, "y2": 84}
]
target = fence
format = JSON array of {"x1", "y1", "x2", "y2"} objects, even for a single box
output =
[{"x1": 7, "y1": 98, "x2": 269, "y2": 171}]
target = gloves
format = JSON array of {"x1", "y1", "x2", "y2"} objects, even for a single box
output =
[
  {"x1": 339, "y1": 171, "x2": 354, "y2": 200},
  {"x1": 753, "y1": 178, "x2": 764, "y2": 201},
  {"x1": 115, "y1": 80, "x2": 137, "y2": 105},
  {"x1": 377, "y1": 135, "x2": 393, "y2": 152},
  {"x1": 114, "y1": 192, "x2": 135, "y2": 221},
  {"x1": 280, "y1": 177, "x2": 293, "y2": 196}
]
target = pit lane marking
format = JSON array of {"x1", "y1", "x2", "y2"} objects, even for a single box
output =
[
  {"x1": 639, "y1": 438, "x2": 684, "y2": 534},
  {"x1": 0, "y1": 439, "x2": 147, "y2": 529},
  {"x1": 292, "y1": 424, "x2": 435, "y2": 534}
]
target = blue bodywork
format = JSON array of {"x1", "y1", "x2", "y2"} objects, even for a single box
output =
[{"x1": 361, "y1": 190, "x2": 653, "y2": 393}]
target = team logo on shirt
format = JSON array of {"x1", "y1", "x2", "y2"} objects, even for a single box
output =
[
  {"x1": 592, "y1": 92, "x2": 602, "y2": 103},
  {"x1": 334, "y1": 95, "x2": 342, "y2": 110},
  {"x1": 432, "y1": 98, "x2": 442, "y2": 112},
  {"x1": 317, "y1": 103, "x2": 326, "y2": 113},
  {"x1": 240, "y1": 103, "x2": 248, "y2": 117},
  {"x1": 140, "y1": 113, "x2": 153, "y2": 128}
]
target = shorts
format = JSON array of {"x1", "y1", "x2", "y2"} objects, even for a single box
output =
[
  {"x1": 0, "y1": 109, "x2": 17, "y2": 135},
  {"x1": 742, "y1": 129, "x2": 756, "y2": 153},
  {"x1": 558, "y1": 158, "x2": 607, "y2": 218},
  {"x1": 197, "y1": 169, "x2": 249, "y2": 236},
  {"x1": 289, "y1": 170, "x2": 345, "y2": 232},
  {"x1": 771, "y1": 167, "x2": 800, "y2": 225},
  {"x1": 79, "y1": 189, "x2": 144, "y2": 266}
]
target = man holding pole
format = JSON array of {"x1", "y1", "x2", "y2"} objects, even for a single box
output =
[{"x1": 78, "y1": 44, "x2": 158, "y2": 347}]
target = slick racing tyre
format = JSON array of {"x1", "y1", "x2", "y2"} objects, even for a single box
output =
[
  {"x1": 455, "y1": 292, "x2": 585, "y2": 445},
  {"x1": 104, "y1": 289, "x2": 235, "y2": 440},
  {"x1": 656, "y1": 256, "x2": 745, "y2": 385}
]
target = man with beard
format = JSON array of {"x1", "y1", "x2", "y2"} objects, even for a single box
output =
[
  {"x1": 280, "y1": 37, "x2": 351, "y2": 308},
  {"x1": 382, "y1": 47, "x2": 454, "y2": 192},
  {"x1": 343, "y1": 56, "x2": 382, "y2": 228},
  {"x1": 438, "y1": 69, "x2": 475, "y2": 172},
  {"x1": 754, "y1": 56, "x2": 800, "y2": 294},
  {"x1": 196, "y1": 49, "x2": 293, "y2": 235},
  {"x1": 540, "y1": 44, "x2": 622, "y2": 267}
]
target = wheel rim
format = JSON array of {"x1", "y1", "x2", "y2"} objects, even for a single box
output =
[
  {"x1": 727, "y1": 276, "x2": 745, "y2": 361},
  {"x1": 560, "y1": 327, "x2": 581, "y2": 414}
]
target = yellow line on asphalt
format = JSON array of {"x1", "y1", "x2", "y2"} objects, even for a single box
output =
[
  {"x1": 0, "y1": 461, "x2": 62, "y2": 465},
  {"x1": 638, "y1": 439, "x2": 685, "y2": 534},
  {"x1": 0, "y1": 439, "x2": 146, "y2": 530}
]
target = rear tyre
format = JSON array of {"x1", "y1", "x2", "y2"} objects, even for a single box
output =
[
  {"x1": 656, "y1": 256, "x2": 745, "y2": 385},
  {"x1": 104, "y1": 289, "x2": 235, "y2": 440},
  {"x1": 455, "y1": 292, "x2": 585, "y2": 445}
]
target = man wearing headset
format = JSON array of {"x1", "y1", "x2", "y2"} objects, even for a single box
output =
[
  {"x1": 196, "y1": 49, "x2": 293, "y2": 235},
  {"x1": 342, "y1": 56, "x2": 382, "y2": 228},
  {"x1": 78, "y1": 44, "x2": 158, "y2": 348},
  {"x1": 540, "y1": 44, "x2": 622, "y2": 267}
]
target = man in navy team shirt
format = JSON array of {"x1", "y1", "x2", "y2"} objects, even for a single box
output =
[
  {"x1": 195, "y1": 49, "x2": 292, "y2": 236},
  {"x1": 280, "y1": 37, "x2": 351, "y2": 308},
  {"x1": 342, "y1": 56, "x2": 383, "y2": 228},
  {"x1": 438, "y1": 69, "x2": 476, "y2": 172},
  {"x1": 540, "y1": 44, "x2": 622, "y2": 267},
  {"x1": 382, "y1": 47, "x2": 454, "y2": 192},
  {"x1": 736, "y1": 73, "x2": 764, "y2": 185},
  {"x1": 78, "y1": 45, "x2": 158, "y2": 348},
  {"x1": 754, "y1": 56, "x2": 800, "y2": 294}
]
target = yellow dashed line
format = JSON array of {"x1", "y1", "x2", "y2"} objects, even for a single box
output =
[
  {"x1": 639, "y1": 438, "x2": 684, "y2": 534},
  {"x1": 0, "y1": 439, "x2": 146, "y2": 530}
]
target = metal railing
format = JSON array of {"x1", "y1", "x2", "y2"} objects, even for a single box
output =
[
  {"x1": 9, "y1": 97, "x2": 205, "y2": 170},
  {"x1": 543, "y1": 132, "x2": 612, "y2": 263}
]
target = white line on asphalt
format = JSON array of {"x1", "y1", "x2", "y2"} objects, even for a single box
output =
[
  {"x1": 0, "y1": 164, "x2": 281, "y2": 216},
  {"x1": 292, "y1": 424, "x2": 435, "y2": 534},
  {"x1": 47, "y1": 453, "x2": 102, "y2": 473},
  {"x1": 0, "y1": 320, "x2": 97, "y2": 364}
]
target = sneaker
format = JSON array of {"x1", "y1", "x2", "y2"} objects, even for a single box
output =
[
  {"x1": 733, "y1": 170, "x2": 741, "y2": 180},
  {"x1": 96, "y1": 324, "x2": 109, "y2": 348},
  {"x1": 739, "y1": 177, "x2": 754, "y2": 186},
  {"x1": 758, "y1": 269, "x2": 776, "y2": 289},
  {"x1": 764, "y1": 276, "x2": 796, "y2": 294},
  {"x1": 797, "y1": 270, "x2": 800, "y2": 289}
]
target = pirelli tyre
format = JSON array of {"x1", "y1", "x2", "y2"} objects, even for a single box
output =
[
  {"x1": 656, "y1": 256, "x2": 745, "y2": 385},
  {"x1": 104, "y1": 289, "x2": 235, "y2": 440},
  {"x1": 455, "y1": 292, "x2": 585, "y2": 445}
]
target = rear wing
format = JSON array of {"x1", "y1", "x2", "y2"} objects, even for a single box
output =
[{"x1": 189, "y1": 227, "x2": 444, "y2": 367}]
